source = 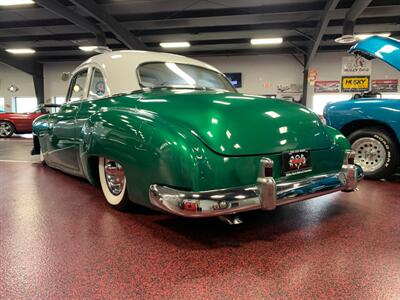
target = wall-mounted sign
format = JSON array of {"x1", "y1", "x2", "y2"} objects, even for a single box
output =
[
  {"x1": 371, "y1": 79, "x2": 398, "y2": 93},
  {"x1": 263, "y1": 81, "x2": 272, "y2": 89},
  {"x1": 341, "y1": 76, "x2": 370, "y2": 92},
  {"x1": 342, "y1": 56, "x2": 371, "y2": 76},
  {"x1": 224, "y1": 73, "x2": 242, "y2": 88},
  {"x1": 314, "y1": 81, "x2": 340, "y2": 93},
  {"x1": 308, "y1": 69, "x2": 318, "y2": 86}
]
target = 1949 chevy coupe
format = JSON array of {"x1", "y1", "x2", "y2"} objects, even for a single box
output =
[
  {"x1": 324, "y1": 36, "x2": 400, "y2": 179},
  {"x1": 0, "y1": 104, "x2": 60, "y2": 138},
  {"x1": 32, "y1": 50, "x2": 363, "y2": 222}
]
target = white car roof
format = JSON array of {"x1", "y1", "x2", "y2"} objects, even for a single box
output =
[{"x1": 75, "y1": 50, "x2": 221, "y2": 97}]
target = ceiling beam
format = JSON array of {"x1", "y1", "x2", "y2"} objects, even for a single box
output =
[
  {"x1": 305, "y1": 0, "x2": 340, "y2": 70},
  {"x1": 342, "y1": 0, "x2": 373, "y2": 36},
  {"x1": 35, "y1": 0, "x2": 106, "y2": 46},
  {"x1": 70, "y1": 0, "x2": 147, "y2": 50},
  {"x1": 1, "y1": 5, "x2": 400, "y2": 31},
  {"x1": 0, "y1": 15, "x2": 397, "y2": 43}
]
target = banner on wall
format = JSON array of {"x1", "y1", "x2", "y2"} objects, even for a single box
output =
[
  {"x1": 314, "y1": 81, "x2": 340, "y2": 93},
  {"x1": 342, "y1": 56, "x2": 371, "y2": 76},
  {"x1": 341, "y1": 76, "x2": 370, "y2": 92},
  {"x1": 371, "y1": 79, "x2": 398, "y2": 92},
  {"x1": 276, "y1": 84, "x2": 302, "y2": 102}
]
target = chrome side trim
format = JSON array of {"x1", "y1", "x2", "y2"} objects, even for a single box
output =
[{"x1": 149, "y1": 150, "x2": 363, "y2": 218}]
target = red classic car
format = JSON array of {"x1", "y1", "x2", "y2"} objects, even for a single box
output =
[{"x1": 0, "y1": 104, "x2": 60, "y2": 138}]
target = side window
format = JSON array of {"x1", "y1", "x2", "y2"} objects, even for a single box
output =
[
  {"x1": 67, "y1": 69, "x2": 88, "y2": 102},
  {"x1": 89, "y1": 69, "x2": 107, "y2": 99}
]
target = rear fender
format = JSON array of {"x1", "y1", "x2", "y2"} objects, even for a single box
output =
[{"x1": 80, "y1": 109, "x2": 206, "y2": 207}]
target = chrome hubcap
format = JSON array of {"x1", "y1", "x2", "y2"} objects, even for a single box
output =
[
  {"x1": 0, "y1": 123, "x2": 12, "y2": 137},
  {"x1": 352, "y1": 137, "x2": 386, "y2": 173},
  {"x1": 104, "y1": 159, "x2": 125, "y2": 195}
]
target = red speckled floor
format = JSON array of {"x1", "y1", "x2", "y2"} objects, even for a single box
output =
[{"x1": 1, "y1": 139, "x2": 400, "y2": 299}]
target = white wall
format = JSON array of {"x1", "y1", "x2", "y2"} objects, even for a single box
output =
[
  {"x1": 0, "y1": 61, "x2": 79, "y2": 111},
  {"x1": 44, "y1": 61, "x2": 80, "y2": 101},
  {"x1": 0, "y1": 62, "x2": 36, "y2": 111},
  {"x1": 202, "y1": 52, "x2": 400, "y2": 106},
  {"x1": 310, "y1": 52, "x2": 400, "y2": 109},
  {"x1": 201, "y1": 54, "x2": 303, "y2": 95},
  {"x1": 0, "y1": 51, "x2": 399, "y2": 112}
]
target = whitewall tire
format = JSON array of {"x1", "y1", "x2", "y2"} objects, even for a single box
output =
[{"x1": 98, "y1": 157, "x2": 131, "y2": 210}]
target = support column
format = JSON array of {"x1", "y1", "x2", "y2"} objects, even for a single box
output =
[
  {"x1": 302, "y1": 68, "x2": 308, "y2": 106},
  {"x1": 33, "y1": 63, "x2": 44, "y2": 104}
]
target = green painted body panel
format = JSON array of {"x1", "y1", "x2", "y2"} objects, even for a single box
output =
[
  {"x1": 135, "y1": 90, "x2": 332, "y2": 155},
  {"x1": 33, "y1": 90, "x2": 350, "y2": 208}
]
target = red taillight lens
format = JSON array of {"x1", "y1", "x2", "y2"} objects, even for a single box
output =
[{"x1": 183, "y1": 200, "x2": 198, "y2": 211}]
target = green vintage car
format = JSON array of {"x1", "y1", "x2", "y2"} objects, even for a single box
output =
[{"x1": 32, "y1": 50, "x2": 363, "y2": 223}]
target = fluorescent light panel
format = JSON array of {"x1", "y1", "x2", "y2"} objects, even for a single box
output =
[
  {"x1": 356, "y1": 33, "x2": 391, "y2": 40},
  {"x1": 251, "y1": 38, "x2": 283, "y2": 45},
  {"x1": 6, "y1": 48, "x2": 35, "y2": 54},
  {"x1": 0, "y1": 0, "x2": 34, "y2": 5},
  {"x1": 160, "y1": 42, "x2": 191, "y2": 48},
  {"x1": 79, "y1": 46, "x2": 99, "y2": 52}
]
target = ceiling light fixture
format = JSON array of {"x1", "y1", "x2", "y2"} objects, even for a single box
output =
[
  {"x1": 250, "y1": 38, "x2": 283, "y2": 45},
  {"x1": 356, "y1": 32, "x2": 391, "y2": 40},
  {"x1": 0, "y1": 0, "x2": 34, "y2": 5},
  {"x1": 160, "y1": 42, "x2": 191, "y2": 48},
  {"x1": 79, "y1": 46, "x2": 99, "y2": 52},
  {"x1": 79, "y1": 46, "x2": 111, "y2": 53},
  {"x1": 6, "y1": 48, "x2": 35, "y2": 54},
  {"x1": 335, "y1": 32, "x2": 391, "y2": 44}
]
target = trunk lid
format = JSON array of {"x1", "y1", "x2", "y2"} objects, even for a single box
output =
[{"x1": 135, "y1": 90, "x2": 333, "y2": 156}]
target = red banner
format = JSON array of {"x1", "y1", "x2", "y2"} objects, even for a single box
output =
[{"x1": 314, "y1": 81, "x2": 340, "y2": 93}]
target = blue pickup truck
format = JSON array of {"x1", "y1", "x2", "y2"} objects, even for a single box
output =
[{"x1": 324, "y1": 36, "x2": 400, "y2": 179}]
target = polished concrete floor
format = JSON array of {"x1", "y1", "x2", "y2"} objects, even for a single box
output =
[{"x1": 1, "y1": 137, "x2": 400, "y2": 299}]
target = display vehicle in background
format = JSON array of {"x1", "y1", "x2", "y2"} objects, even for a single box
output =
[
  {"x1": 31, "y1": 50, "x2": 362, "y2": 222},
  {"x1": 324, "y1": 36, "x2": 400, "y2": 179},
  {"x1": 0, "y1": 104, "x2": 60, "y2": 138}
]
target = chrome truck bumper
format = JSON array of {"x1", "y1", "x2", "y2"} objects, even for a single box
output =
[{"x1": 149, "y1": 150, "x2": 363, "y2": 218}]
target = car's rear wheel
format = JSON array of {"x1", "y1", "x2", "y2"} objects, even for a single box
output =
[
  {"x1": 0, "y1": 121, "x2": 15, "y2": 138},
  {"x1": 98, "y1": 157, "x2": 131, "y2": 211},
  {"x1": 348, "y1": 128, "x2": 399, "y2": 179}
]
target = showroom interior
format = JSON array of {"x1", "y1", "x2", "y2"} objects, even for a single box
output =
[{"x1": 0, "y1": 0, "x2": 399, "y2": 299}]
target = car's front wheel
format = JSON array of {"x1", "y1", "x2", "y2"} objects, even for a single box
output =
[
  {"x1": 348, "y1": 128, "x2": 399, "y2": 179},
  {"x1": 0, "y1": 121, "x2": 15, "y2": 138},
  {"x1": 98, "y1": 157, "x2": 131, "y2": 211}
]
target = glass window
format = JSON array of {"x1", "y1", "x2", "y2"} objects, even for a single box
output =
[
  {"x1": 0, "y1": 97, "x2": 4, "y2": 112},
  {"x1": 14, "y1": 97, "x2": 38, "y2": 113},
  {"x1": 137, "y1": 62, "x2": 235, "y2": 92},
  {"x1": 53, "y1": 96, "x2": 66, "y2": 105},
  {"x1": 67, "y1": 69, "x2": 88, "y2": 102},
  {"x1": 50, "y1": 97, "x2": 65, "y2": 113},
  {"x1": 89, "y1": 69, "x2": 107, "y2": 99},
  {"x1": 312, "y1": 94, "x2": 352, "y2": 115}
]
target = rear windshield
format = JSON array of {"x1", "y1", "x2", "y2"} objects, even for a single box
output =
[{"x1": 137, "y1": 62, "x2": 235, "y2": 92}]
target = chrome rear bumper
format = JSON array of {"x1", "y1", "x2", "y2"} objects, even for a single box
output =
[{"x1": 149, "y1": 150, "x2": 363, "y2": 218}]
